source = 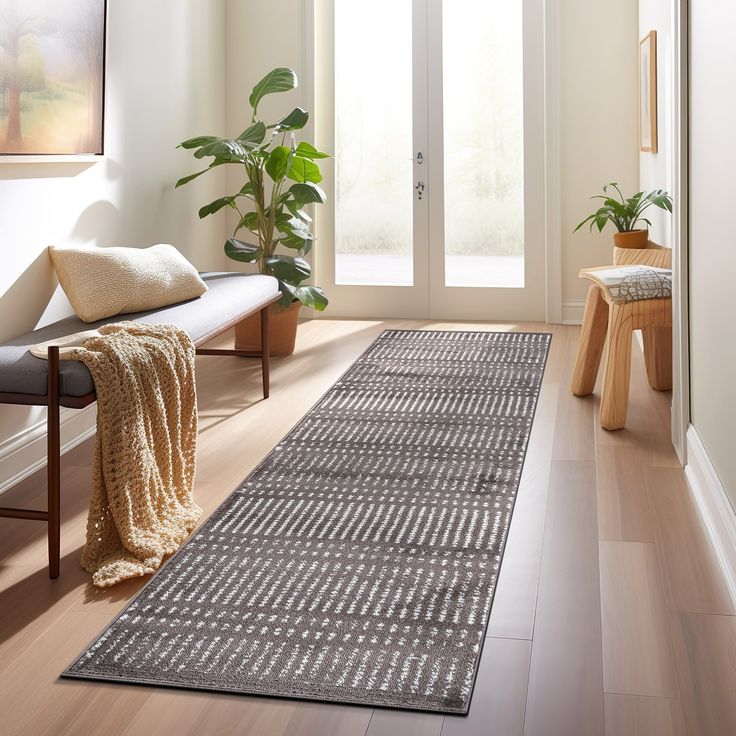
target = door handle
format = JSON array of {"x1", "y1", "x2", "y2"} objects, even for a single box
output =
[{"x1": 415, "y1": 181, "x2": 425, "y2": 200}]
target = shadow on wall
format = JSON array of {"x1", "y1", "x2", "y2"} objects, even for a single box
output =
[
  {"x1": 0, "y1": 199, "x2": 125, "y2": 340},
  {"x1": 70, "y1": 199, "x2": 123, "y2": 246},
  {"x1": 0, "y1": 250, "x2": 57, "y2": 342},
  {"x1": 0, "y1": 161, "x2": 96, "y2": 182}
]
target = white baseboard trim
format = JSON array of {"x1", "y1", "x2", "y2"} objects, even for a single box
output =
[
  {"x1": 561, "y1": 298, "x2": 585, "y2": 325},
  {"x1": 0, "y1": 405, "x2": 97, "y2": 496},
  {"x1": 685, "y1": 424, "x2": 736, "y2": 606}
]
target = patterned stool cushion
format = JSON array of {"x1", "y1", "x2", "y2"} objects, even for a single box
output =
[{"x1": 613, "y1": 268, "x2": 672, "y2": 302}]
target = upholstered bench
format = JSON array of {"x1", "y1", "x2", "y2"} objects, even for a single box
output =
[{"x1": 0, "y1": 272, "x2": 281, "y2": 578}]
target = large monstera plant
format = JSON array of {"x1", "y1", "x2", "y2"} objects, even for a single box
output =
[{"x1": 176, "y1": 67, "x2": 328, "y2": 312}]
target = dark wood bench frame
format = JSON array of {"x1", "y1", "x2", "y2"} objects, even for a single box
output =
[{"x1": 0, "y1": 292, "x2": 280, "y2": 579}]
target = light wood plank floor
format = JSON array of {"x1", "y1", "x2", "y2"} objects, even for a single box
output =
[{"x1": 0, "y1": 320, "x2": 733, "y2": 736}]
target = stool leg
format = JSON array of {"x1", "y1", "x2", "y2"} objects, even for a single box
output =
[
  {"x1": 600, "y1": 303, "x2": 633, "y2": 431},
  {"x1": 571, "y1": 285, "x2": 609, "y2": 396},
  {"x1": 642, "y1": 326, "x2": 672, "y2": 391}
]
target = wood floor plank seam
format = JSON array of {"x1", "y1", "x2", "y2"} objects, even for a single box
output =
[
  {"x1": 520, "y1": 459, "x2": 554, "y2": 647},
  {"x1": 522, "y1": 373, "x2": 567, "y2": 648},
  {"x1": 603, "y1": 690, "x2": 685, "y2": 700}
]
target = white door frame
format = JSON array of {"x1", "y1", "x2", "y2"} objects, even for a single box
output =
[
  {"x1": 543, "y1": 0, "x2": 562, "y2": 324},
  {"x1": 306, "y1": 0, "x2": 563, "y2": 323},
  {"x1": 671, "y1": 0, "x2": 689, "y2": 463}
]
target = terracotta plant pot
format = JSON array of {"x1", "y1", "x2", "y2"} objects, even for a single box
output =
[
  {"x1": 234, "y1": 301, "x2": 301, "y2": 357},
  {"x1": 613, "y1": 229, "x2": 648, "y2": 249}
]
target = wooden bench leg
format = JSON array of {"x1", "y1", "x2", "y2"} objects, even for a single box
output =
[
  {"x1": 47, "y1": 345, "x2": 61, "y2": 579},
  {"x1": 642, "y1": 326, "x2": 672, "y2": 391},
  {"x1": 260, "y1": 305, "x2": 270, "y2": 399},
  {"x1": 571, "y1": 285, "x2": 609, "y2": 396},
  {"x1": 600, "y1": 304, "x2": 634, "y2": 431}
]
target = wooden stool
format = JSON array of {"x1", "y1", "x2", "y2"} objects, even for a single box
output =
[{"x1": 571, "y1": 243, "x2": 673, "y2": 431}]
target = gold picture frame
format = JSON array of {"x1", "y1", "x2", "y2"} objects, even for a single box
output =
[{"x1": 639, "y1": 30, "x2": 658, "y2": 153}]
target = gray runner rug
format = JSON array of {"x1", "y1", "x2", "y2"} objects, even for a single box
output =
[{"x1": 63, "y1": 329, "x2": 551, "y2": 714}]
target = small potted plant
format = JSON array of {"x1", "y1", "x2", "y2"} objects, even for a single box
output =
[
  {"x1": 574, "y1": 183, "x2": 673, "y2": 249},
  {"x1": 176, "y1": 67, "x2": 329, "y2": 356}
]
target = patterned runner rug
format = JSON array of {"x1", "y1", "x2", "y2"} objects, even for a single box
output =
[{"x1": 63, "y1": 329, "x2": 551, "y2": 714}]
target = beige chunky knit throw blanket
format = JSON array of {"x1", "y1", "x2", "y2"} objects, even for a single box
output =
[{"x1": 67, "y1": 323, "x2": 202, "y2": 587}]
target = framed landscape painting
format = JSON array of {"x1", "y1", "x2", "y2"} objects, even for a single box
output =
[
  {"x1": 639, "y1": 30, "x2": 657, "y2": 153},
  {"x1": 0, "y1": 0, "x2": 106, "y2": 157}
]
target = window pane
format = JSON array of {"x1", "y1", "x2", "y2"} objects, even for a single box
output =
[
  {"x1": 442, "y1": 0, "x2": 524, "y2": 288},
  {"x1": 334, "y1": 0, "x2": 413, "y2": 286}
]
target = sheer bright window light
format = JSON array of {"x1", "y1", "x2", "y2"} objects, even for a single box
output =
[
  {"x1": 442, "y1": 0, "x2": 525, "y2": 288},
  {"x1": 334, "y1": 0, "x2": 414, "y2": 286}
]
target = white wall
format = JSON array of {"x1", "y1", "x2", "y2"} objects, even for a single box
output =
[
  {"x1": 225, "y1": 1, "x2": 307, "y2": 139},
  {"x1": 559, "y1": 0, "x2": 640, "y2": 309},
  {"x1": 223, "y1": 0, "x2": 310, "y2": 265},
  {"x1": 0, "y1": 0, "x2": 228, "y2": 490},
  {"x1": 689, "y1": 0, "x2": 736, "y2": 508},
  {"x1": 639, "y1": 0, "x2": 674, "y2": 245}
]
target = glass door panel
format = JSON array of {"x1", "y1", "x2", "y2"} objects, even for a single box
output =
[
  {"x1": 316, "y1": 0, "x2": 545, "y2": 321},
  {"x1": 334, "y1": 0, "x2": 414, "y2": 286},
  {"x1": 442, "y1": 0, "x2": 525, "y2": 288},
  {"x1": 426, "y1": 0, "x2": 545, "y2": 320}
]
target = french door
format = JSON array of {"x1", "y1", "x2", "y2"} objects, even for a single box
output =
[{"x1": 314, "y1": 0, "x2": 546, "y2": 320}]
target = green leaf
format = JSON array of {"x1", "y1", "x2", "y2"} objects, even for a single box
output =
[
  {"x1": 285, "y1": 201, "x2": 312, "y2": 222},
  {"x1": 178, "y1": 135, "x2": 218, "y2": 150},
  {"x1": 175, "y1": 169, "x2": 210, "y2": 188},
  {"x1": 288, "y1": 156, "x2": 322, "y2": 184},
  {"x1": 295, "y1": 285, "x2": 328, "y2": 311},
  {"x1": 194, "y1": 138, "x2": 250, "y2": 161},
  {"x1": 272, "y1": 107, "x2": 309, "y2": 131},
  {"x1": 594, "y1": 214, "x2": 609, "y2": 232},
  {"x1": 626, "y1": 192, "x2": 644, "y2": 208},
  {"x1": 224, "y1": 239, "x2": 262, "y2": 263},
  {"x1": 237, "y1": 211, "x2": 259, "y2": 231},
  {"x1": 175, "y1": 159, "x2": 226, "y2": 188},
  {"x1": 265, "y1": 145, "x2": 290, "y2": 181},
  {"x1": 277, "y1": 215, "x2": 313, "y2": 253},
  {"x1": 265, "y1": 254, "x2": 311, "y2": 283},
  {"x1": 288, "y1": 182, "x2": 327, "y2": 205},
  {"x1": 276, "y1": 215, "x2": 310, "y2": 237},
  {"x1": 249, "y1": 68, "x2": 298, "y2": 115},
  {"x1": 236, "y1": 121, "x2": 267, "y2": 146},
  {"x1": 295, "y1": 142, "x2": 330, "y2": 160},
  {"x1": 648, "y1": 191, "x2": 673, "y2": 211},
  {"x1": 573, "y1": 213, "x2": 597, "y2": 233},
  {"x1": 199, "y1": 195, "x2": 236, "y2": 219},
  {"x1": 276, "y1": 280, "x2": 297, "y2": 308},
  {"x1": 292, "y1": 238, "x2": 313, "y2": 256},
  {"x1": 603, "y1": 182, "x2": 626, "y2": 204}
]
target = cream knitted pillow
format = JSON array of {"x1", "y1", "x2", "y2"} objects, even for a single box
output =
[{"x1": 49, "y1": 244, "x2": 208, "y2": 323}]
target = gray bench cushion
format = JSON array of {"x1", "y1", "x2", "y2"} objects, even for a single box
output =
[{"x1": 0, "y1": 273, "x2": 279, "y2": 398}]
